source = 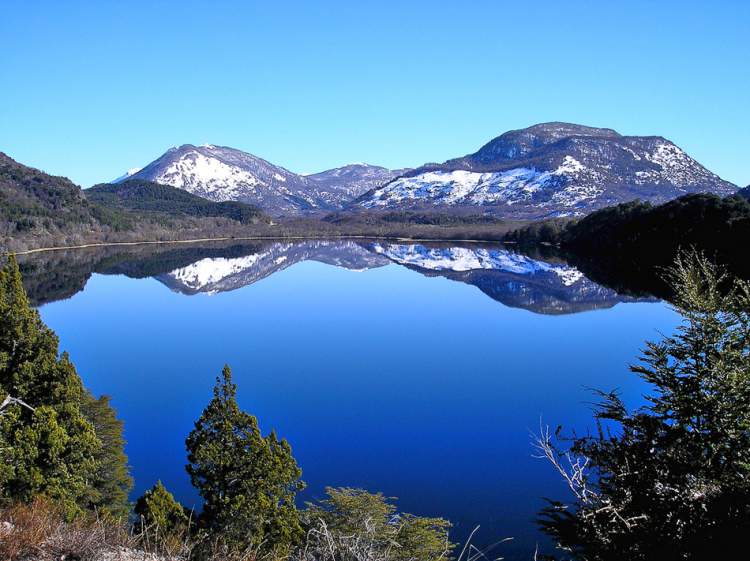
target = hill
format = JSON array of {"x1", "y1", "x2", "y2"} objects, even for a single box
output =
[
  {"x1": 505, "y1": 192, "x2": 750, "y2": 294},
  {"x1": 86, "y1": 179, "x2": 266, "y2": 224},
  {"x1": 0, "y1": 152, "x2": 130, "y2": 239}
]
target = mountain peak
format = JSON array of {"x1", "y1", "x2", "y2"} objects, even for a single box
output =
[
  {"x1": 467, "y1": 122, "x2": 622, "y2": 165},
  {"x1": 522, "y1": 122, "x2": 621, "y2": 138},
  {"x1": 355, "y1": 123, "x2": 736, "y2": 219}
]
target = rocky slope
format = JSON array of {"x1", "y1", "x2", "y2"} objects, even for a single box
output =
[
  {"x1": 306, "y1": 163, "x2": 409, "y2": 199},
  {"x1": 354, "y1": 122, "x2": 737, "y2": 218}
]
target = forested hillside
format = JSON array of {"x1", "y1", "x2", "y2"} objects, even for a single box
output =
[
  {"x1": 86, "y1": 179, "x2": 266, "y2": 224},
  {"x1": 505, "y1": 192, "x2": 750, "y2": 294},
  {"x1": 0, "y1": 152, "x2": 130, "y2": 239}
]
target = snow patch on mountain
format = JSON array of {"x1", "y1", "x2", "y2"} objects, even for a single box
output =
[
  {"x1": 155, "y1": 153, "x2": 261, "y2": 200},
  {"x1": 362, "y1": 161, "x2": 601, "y2": 211}
]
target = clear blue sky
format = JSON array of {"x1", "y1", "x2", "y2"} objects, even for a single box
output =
[{"x1": 1, "y1": 0, "x2": 748, "y2": 187}]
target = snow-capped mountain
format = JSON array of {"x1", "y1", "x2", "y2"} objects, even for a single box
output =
[
  {"x1": 306, "y1": 163, "x2": 410, "y2": 199},
  {"x1": 354, "y1": 123, "x2": 737, "y2": 218},
  {"x1": 114, "y1": 145, "x2": 403, "y2": 215},
  {"x1": 114, "y1": 144, "x2": 324, "y2": 214}
]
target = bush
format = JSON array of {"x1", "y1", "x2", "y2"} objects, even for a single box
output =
[{"x1": 302, "y1": 487, "x2": 454, "y2": 561}]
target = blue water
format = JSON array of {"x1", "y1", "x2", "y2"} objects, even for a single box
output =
[{"x1": 34, "y1": 246, "x2": 679, "y2": 557}]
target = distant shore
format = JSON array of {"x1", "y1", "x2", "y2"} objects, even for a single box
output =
[{"x1": 11, "y1": 234, "x2": 515, "y2": 256}]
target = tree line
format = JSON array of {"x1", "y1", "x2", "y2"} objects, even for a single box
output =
[{"x1": 505, "y1": 192, "x2": 750, "y2": 285}]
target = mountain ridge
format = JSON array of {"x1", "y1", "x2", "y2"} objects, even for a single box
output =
[
  {"x1": 116, "y1": 145, "x2": 406, "y2": 215},
  {"x1": 353, "y1": 122, "x2": 737, "y2": 218}
]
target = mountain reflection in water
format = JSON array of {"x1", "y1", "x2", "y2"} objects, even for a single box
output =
[{"x1": 17, "y1": 239, "x2": 654, "y2": 314}]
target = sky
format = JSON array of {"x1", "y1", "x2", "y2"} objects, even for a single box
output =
[{"x1": 1, "y1": 0, "x2": 748, "y2": 188}]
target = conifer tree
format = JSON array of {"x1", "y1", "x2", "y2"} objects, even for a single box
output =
[
  {"x1": 81, "y1": 393, "x2": 133, "y2": 519},
  {"x1": 538, "y1": 252, "x2": 750, "y2": 560},
  {"x1": 134, "y1": 480, "x2": 189, "y2": 534},
  {"x1": 0, "y1": 255, "x2": 130, "y2": 517},
  {"x1": 186, "y1": 365, "x2": 304, "y2": 553}
]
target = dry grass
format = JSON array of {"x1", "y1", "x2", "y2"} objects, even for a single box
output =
[
  {"x1": 0, "y1": 497, "x2": 133, "y2": 560},
  {"x1": 0, "y1": 500, "x2": 512, "y2": 561}
]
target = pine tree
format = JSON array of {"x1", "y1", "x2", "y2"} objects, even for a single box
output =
[
  {"x1": 186, "y1": 365, "x2": 304, "y2": 553},
  {"x1": 0, "y1": 255, "x2": 130, "y2": 517}
]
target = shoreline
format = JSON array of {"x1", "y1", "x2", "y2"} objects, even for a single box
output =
[{"x1": 11, "y1": 234, "x2": 512, "y2": 256}]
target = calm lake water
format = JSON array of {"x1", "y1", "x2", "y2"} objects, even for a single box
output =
[{"x1": 21, "y1": 240, "x2": 679, "y2": 558}]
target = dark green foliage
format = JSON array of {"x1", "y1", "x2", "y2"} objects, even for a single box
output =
[
  {"x1": 503, "y1": 217, "x2": 572, "y2": 244},
  {"x1": 506, "y1": 193, "x2": 750, "y2": 295},
  {"x1": 304, "y1": 487, "x2": 454, "y2": 561},
  {"x1": 562, "y1": 194, "x2": 750, "y2": 257},
  {"x1": 539, "y1": 252, "x2": 750, "y2": 560},
  {"x1": 86, "y1": 180, "x2": 265, "y2": 225},
  {"x1": 0, "y1": 152, "x2": 133, "y2": 238},
  {"x1": 507, "y1": 192, "x2": 750, "y2": 254},
  {"x1": 80, "y1": 394, "x2": 133, "y2": 519},
  {"x1": 186, "y1": 365, "x2": 304, "y2": 554},
  {"x1": 736, "y1": 185, "x2": 750, "y2": 201},
  {"x1": 0, "y1": 256, "x2": 103, "y2": 516},
  {"x1": 134, "y1": 480, "x2": 189, "y2": 534}
]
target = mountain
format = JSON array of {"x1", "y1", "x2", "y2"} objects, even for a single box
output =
[
  {"x1": 86, "y1": 179, "x2": 267, "y2": 224},
  {"x1": 114, "y1": 144, "x2": 321, "y2": 214},
  {"x1": 306, "y1": 163, "x2": 409, "y2": 199},
  {"x1": 354, "y1": 122, "x2": 737, "y2": 219},
  {"x1": 737, "y1": 186, "x2": 750, "y2": 200},
  {"x1": 116, "y1": 145, "x2": 403, "y2": 215}
]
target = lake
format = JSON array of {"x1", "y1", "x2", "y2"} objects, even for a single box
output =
[{"x1": 19, "y1": 240, "x2": 679, "y2": 558}]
